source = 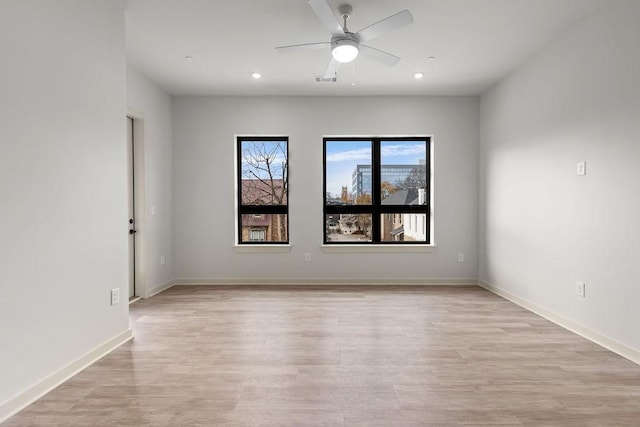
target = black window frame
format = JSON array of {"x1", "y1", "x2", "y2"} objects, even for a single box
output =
[
  {"x1": 323, "y1": 136, "x2": 430, "y2": 245},
  {"x1": 236, "y1": 136, "x2": 289, "y2": 245}
]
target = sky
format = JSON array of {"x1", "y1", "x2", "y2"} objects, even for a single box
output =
[
  {"x1": 241, "y1": 140, "x2": 287, "y2": 180},
  {"x1": 325, "y1": 140, "x2": 426, "y2": 197}
]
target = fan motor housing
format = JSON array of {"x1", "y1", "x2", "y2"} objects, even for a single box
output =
[{"x1": 331, "y1": 32, "x2": 359, "y2": 47}]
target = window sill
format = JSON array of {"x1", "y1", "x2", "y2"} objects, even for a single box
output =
[
  {"x1": 321, "y1": 244, "x2": 437, "y2": 253},
  {"x1": 234, "y1": 245, "x2": 292, "y2": 253}
]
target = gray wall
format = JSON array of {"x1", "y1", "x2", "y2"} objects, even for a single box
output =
[
  {"x1": 479, "y1": 0, "x2": 640, "y2": 351},
  {"x1": 172, "y1": 96, "x2": 479, "y2": 283},
  {"x1": 127, "y1": 66, "x2": 174, "y2": 296},
  {"x1": 0, "y1": 0, "x2": 129, "y2": 406}
]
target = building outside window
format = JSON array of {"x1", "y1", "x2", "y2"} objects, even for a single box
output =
[
  {"x1": 351, "y1": 162, "x2": 426, "y2": 200},
  {"x1": 236, "y1": 136, "x2": 288, "y2": 244},
  {"x1": 324, "y1": 137, "x2": 430, "y2": 244}
]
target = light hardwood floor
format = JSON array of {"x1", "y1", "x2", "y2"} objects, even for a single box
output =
[{"x1": 5, "y1": 285, "x2": 640, "y2": 426}]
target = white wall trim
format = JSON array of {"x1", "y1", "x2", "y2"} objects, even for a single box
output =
[
  {"x1": 146, "y1": 280, "x2": 175, "y2": 298},
  {"x1": 321, "y1": 244, "x2": 437, "y2": 253},
  {"x1": 173, "y1": 278, "x2": 477, "y2": 286},
  {"x1": 0, "y1": 328, "x2": 133, "y2": 424},
  {"x1": 233, "y1": 245, "x2": 293, "y2": 253},
  {"x1": 478, "y1": 279, "x2": 640, "y2": 365}
]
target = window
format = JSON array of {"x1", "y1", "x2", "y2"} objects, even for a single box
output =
[
  {"x1": 237, "y1": 136, "x2": 288, "y2": 244},
  {"x1": 323, "y1": 137, "x2": 430, "y2": 244}
]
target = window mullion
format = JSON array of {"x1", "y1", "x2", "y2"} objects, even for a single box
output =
[{"x1": 372, "y1": 139, "x2": 381, "y2": 243}]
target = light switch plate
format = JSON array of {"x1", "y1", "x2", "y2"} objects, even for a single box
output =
[
  {"x1": 577, "y1": 161, "x2": 586, "y2": 176},
  {"x1": 111, "y1": 288, "x2": 120, "y2": 305},
  {"x1": 576, "y1": 282, "x2": 585, "y2": 297}
]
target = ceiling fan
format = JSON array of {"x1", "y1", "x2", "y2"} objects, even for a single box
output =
[{"x1": 276, "y1": 0, "x2": 413, "y2": 80}]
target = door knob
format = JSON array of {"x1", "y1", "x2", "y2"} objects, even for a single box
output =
[{"x1": 129, "y1": 229, "x2": 137, "y2": 235}]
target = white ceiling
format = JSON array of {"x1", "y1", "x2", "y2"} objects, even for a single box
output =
[{"x1": 125, "y1": 0, "x2": 604, "y2": 96}]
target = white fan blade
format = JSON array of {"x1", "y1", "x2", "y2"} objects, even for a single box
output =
[
  {"x1": 307, "y1": 0, "x2": 344, "y2": 35},
  {"x1": 359, "y1": 44, "x2": 401, "y2": 67},
  {"x1": 275, "y1": 42, "x2": 330, "y2": 54},
  {"x1": 356, "y1": 10, "x2": 413, "y2": 42},
  {"x1": 323, "y1": 58, "x2": 341, "y2": 79}
]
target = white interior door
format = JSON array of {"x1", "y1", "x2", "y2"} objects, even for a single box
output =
[{"x1": 127, "y1": 116, "x2": 137, "y2": 299}]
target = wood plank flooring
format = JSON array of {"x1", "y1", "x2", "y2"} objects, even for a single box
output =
[{"x1": 5, "y1": 285, "x2": 640, "y2": 426}]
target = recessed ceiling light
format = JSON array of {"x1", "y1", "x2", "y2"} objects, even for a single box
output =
[
  {"x1": 427, "y1": 56, "x2": 436, "y2": 61},
  {"x1": 414, "y1": 72, "x2": 424, "y2": 79},
  {"x1": 185, "y1": 56, "x2": 193, "y2": 62},
  {"x1": 251, "y1": 72, "x2": 262, "y2": 79}
]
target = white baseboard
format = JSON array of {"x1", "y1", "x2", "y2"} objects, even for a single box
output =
[
  {"x1": 0, "y1": 328, "x2": 133, "y2": 424},
  {"x1": 478, "y1": 279, "x2": 640, "y2": 365},
  {"x1": 145, "y1": 280, "x2": 175, "y2": 298},
  {"x1": 172, "y1": 278, "x2": 478, "y2": 286}
]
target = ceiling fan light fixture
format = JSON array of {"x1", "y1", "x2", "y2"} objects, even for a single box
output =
[{"x1": 332, "y1": 38, "x2": 359, "y2": 63}]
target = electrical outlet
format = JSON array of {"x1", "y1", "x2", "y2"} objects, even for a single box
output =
[
  {"x1": 160, "y1": 255, "x2": 165, "y2": 266},
  {"x1": 576, "y1": 282, "x2": 585, "y2": 298},
  {"x1": 576, "y1": 161, "x2": 586, "y2": 176},
  {"x1": 304, "y1": 253, "x2": 311, "y2": 262},
  {"x1": 111, "y1": 288, "x2": 120, "y2": 305},
  {"x1": 457, "y1": 253, "x2": 464, "y2": 263}
]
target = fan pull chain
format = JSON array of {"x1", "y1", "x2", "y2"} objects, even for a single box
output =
[{"x1": 352, "y1": 61, "x2": 356, "y2": 87}]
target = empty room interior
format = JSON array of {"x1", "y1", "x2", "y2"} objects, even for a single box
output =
[{"x1": 1, "y1": 0, "x2": 640, "y2": 425}]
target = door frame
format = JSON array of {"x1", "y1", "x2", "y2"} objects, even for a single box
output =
[{"x1": 127, "y1": 112, "x2": 147, "y2": 300}]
